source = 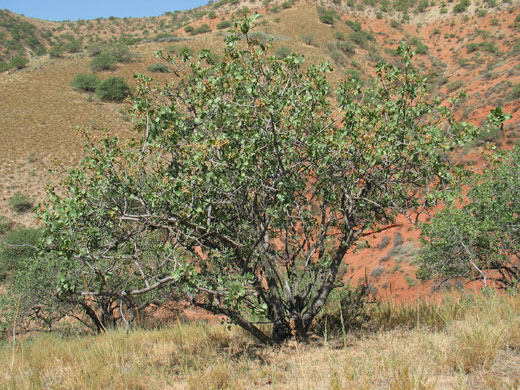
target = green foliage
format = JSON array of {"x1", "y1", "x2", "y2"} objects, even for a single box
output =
[
  {"x1": 95, "y1": 76, "x2": 131, "y2": 102},
  {"x1": 184, "y1": 25, "x2": 195, "y2": 33},
  {"x1": 453, "y1": 0, "x2": 470, "y2": 13},
  {"x1": 9, "y1": 55, "x2": 28, "y2": 69},
  {"x1": 49, "y1": 44, "x2": 65, "y2": 58},
  {"x1": 89, "y1": 53, "x2": 117, "y2": 72},
  {"x1": 192, "y1": 24, "x2": 211, "y2": 35},
  {"x1": 71, "y1": 73, "x2": 101, "y2": 92},
  {"x1": 0, "y1": 227, "x2": 41, "y2": 280},
  {"x1": 147, "y1": 62, "x2": 170, "y2": 73},
  {"x1": 419, "y1": 125, "x2": 520, "y2": 289},
  {"x1": 8, "y1": 192, "x2": 33, "y2": 213},
  {"x1": 216, "y1": 20, "x2": 232, "y2": 30},
  {"x1": 38, "y1": 16, "x2": 478, "y2": 344},
  {"x1": 317, "y1": 7, "x2": 338, "y2": 25},
  {"x1": 0, "y1": 216, "x2": 13, "y2": 236}
]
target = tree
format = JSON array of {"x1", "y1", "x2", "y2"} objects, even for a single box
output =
[
  {"x1": 38, "y1": 16, "x2": 476, "y2": 344},
  {"x1": 418, "y1": 142, "x2": 520, "y2": 289}
]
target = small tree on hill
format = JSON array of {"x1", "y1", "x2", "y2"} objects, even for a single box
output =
[
  {"x1": 418, "y1": 138, "x2": 520, "y2": 289},
  {"x1": 38, "y1": 16, "x2": 480, "y2": 343}
]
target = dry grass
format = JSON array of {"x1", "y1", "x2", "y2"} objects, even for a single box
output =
[{"x1": 1, "y1": 292, "x2": 519, "y2": 389}]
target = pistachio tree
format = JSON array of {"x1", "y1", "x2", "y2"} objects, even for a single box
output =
[
  {"x1": 418, "y1": 143, "x2": 520, "y2": 289},
  {"x1": 38, "y1": 16, "x2": 476, "y2": 343}
]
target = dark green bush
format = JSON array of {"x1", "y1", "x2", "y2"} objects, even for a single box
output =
[
  {"x1": 70, "y1": 73, "x2": 100, "y2": 92},
  {"x1": 10, "y1": 56, "x2": 29, "y2": 69},
  {"x1": 8, "y1": 192, "x2": 33, "y2": 213},
  {"x1": 96, "y1": 76, "x2": 131, "y2": 102},
  {"x1": 318, "y1": 7, "x2": 338, "y2": 25},
  {"x1": 192, "y1": 24, "x2": 211, "y2": 35},
  {"x1": 89, "y1": 53, "x2": 117, "y2": 72},
  {"x1": 216, "y1": 20, "x2": 232, "y2": 30},
  {"x1": 147, "y1": 63, "x2": 170, "y2": 73},
  {"x1": 453, "y1": 0, "x2": 470, "y2": 13},
  {"x1": 184, "y1": 25, "x2": 194, "y2": 33}
]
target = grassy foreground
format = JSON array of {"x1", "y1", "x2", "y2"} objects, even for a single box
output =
[{"x1": 1, "y1": 292, "x2": 520, "y2": 390}]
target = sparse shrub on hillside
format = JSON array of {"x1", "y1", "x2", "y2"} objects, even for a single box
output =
[
  {"x1": 89, "y1": 53, "x2": 117, "y2": 72},
  {"x1": 301, "y1": 34, "x2": 314, "y2": 45},
  {"x1": 216, "y1": 20, "x2": 232, "y2": 30},
  {"x1": 509, "y1": 84, "x2": 520, "y2": 101},
  {"x1": 184, "y1": 25, "x2": 195, "y2": 33},
  {"x1": 8, "y1": 192, "x2": 33, "y2": 213},
  {"x1": 371, "y1": 266, "x2": 386, "y2": 279},
  {"x1": 48, "y1": 44, "x2": 65, "y2": 58},
  {"x1": 318, "y1": 7, "x2": 338, "y2": 25},
  {"x1": 96, "y1": 76, "x2": 131, "y2": 102},
  {"x1": 71, "y1": 73, "x2": 101, "y2": 92},
  {"x1": 378, "y1": 235, "x2": 391, "y2": 250},
  {"x1": 192, "y1": 24, "x2": 211, "y2": 35},
  {"x1": 147, "y1": 63, "x2": 170, "y2": 73},
  {"x1": 349, "y1": 30, "x2": 375, "y2": 48},
  {"x1": 9, "y1": 56, "x2": 28, "y2": 69},
  {"x1": 453, "y1": 0, "x2": 470, "y2": 13},
  {"x1": 275, "y1": 45, "x2": 291, "y2": 58},
  {"x1": 345, "y1": 20, "x2": 362, "y2": 32},
  {"x1": 446, "y1": 79, "x2": 464, "y2": 93}
]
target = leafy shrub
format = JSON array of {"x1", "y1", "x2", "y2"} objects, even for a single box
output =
[
  {"x1": 96, "y1": 76, "x2": 131, "y2": 102},
  {"x1": 453, "y1": 0, "x2": 470, "y2": 13},
  {"x1": 184, "y1": 25, "x2": 195, "y2": 33},
  {"x1": 346, "y1": 20, "x2": 362, "y2": 32},
  {"x1": 317, "y1": 7, "x2": 338, "y2": 25},
  {"x1": 193, "y1": 24, "x2": 211, "y2": 35},
  {"x1": 216, "y1": 20, "x2": 232, "y2": 30},
  {"x1": 48, "y1": 44, "x2": 64, "y2": 58},
  {"x1": 8, "y1": 192, "x2": 33, "y2": 213},
  {"x1": 349, "y1": 30, "x2": 375, "y2": 47},
  {"x1": 147, "y1": 63, "x2": 170, "y2": 73},
  {"x1": 89, "y1": 54, "x2": 117, "y2": 72},
  {"x1": 70, "y1": 73, "x2": 100, "y2": 92},
  {"x1": 10, "y1": 56, "x2": 29, "y2": 69}
]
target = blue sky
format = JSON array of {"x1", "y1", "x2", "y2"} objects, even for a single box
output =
[{"x1": 1, "y1": 1, "x2": 208, "y2": 21}]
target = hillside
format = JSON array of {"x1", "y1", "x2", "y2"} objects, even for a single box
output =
[{"x1": 0, "y1": 0, "x2": 519, "y2": 301}]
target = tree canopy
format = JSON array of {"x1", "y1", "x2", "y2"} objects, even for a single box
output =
[
  {"x1": 418, "y1": 143, "x2": 520, "y2": 289},
  {"x1": 31, "y1": 16, "x2": 480, "y2": 343}
]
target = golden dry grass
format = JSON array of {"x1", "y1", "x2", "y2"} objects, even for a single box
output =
[{"x1": 1, "y1": 292, "x2": 519, "y2": 390}]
